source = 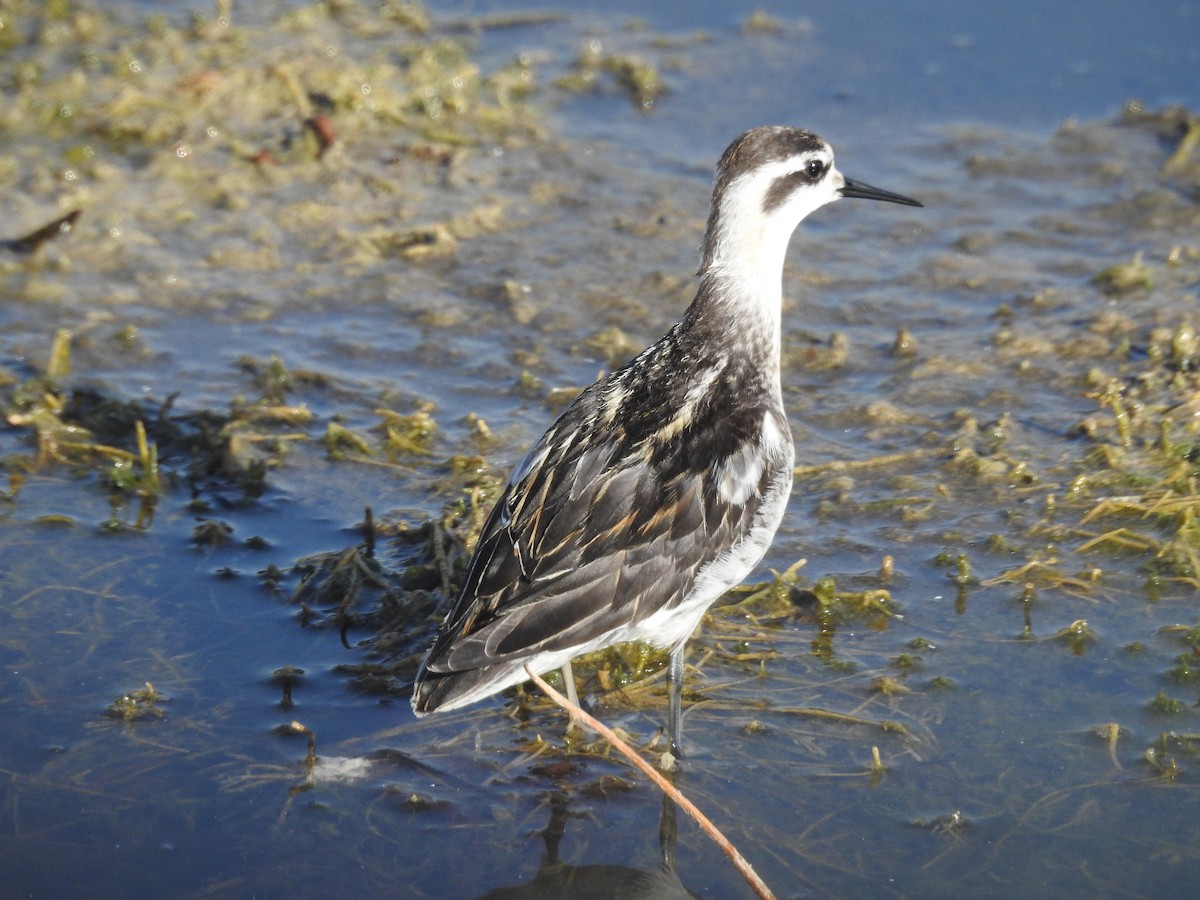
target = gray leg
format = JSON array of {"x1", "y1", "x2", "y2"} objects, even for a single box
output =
[
  {"x1": 560, "y1": 660, "x2": 586, "y2": 737},
  {"x1": 667, "y1": 645, "x2": 685, "y2": 757},
  {"x1": 560, "y1": 659, "x2": 580, "y2": 709}
]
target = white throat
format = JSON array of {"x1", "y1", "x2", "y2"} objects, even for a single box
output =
[{"x1": 700, "y1": 160, "x2": 844, "y2": 340}]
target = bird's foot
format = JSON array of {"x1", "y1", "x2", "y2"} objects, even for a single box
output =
[{"x1": 658, "y1": 747, "x2": 679, "y2": 772}]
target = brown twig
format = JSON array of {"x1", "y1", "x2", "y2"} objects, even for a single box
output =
[{"x1": 523, "y1": 663, "x2": 776, "y2": 900}]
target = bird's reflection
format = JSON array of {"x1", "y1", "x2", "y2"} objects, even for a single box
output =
[{"x1": 480, "y1": 792, "x2": 700, "y2": 899}]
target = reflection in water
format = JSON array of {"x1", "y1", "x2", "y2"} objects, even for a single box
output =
[{"x1": 481, "y1": 794, "x2": 700, "y2": 899}]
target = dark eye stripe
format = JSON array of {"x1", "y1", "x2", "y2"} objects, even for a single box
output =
[{"x1": 762, "y1": 160, "x2": 825, "y2": 213}]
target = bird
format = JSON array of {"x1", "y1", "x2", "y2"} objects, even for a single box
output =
[{"x1": 411, "y1": 126, "x2": 922, "y2": 757}]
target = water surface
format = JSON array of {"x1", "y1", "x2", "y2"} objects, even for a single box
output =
[{"x1": 2, "y1": 1, "x2": 1199, "y2": 897}]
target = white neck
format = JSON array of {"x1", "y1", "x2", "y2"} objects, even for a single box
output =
[
  {"x1": 700, "y1": 203, "x2": 791, "y2": 337},
  {"x1": 695, "y1": 164, "x2": 842, "y2": 355}
]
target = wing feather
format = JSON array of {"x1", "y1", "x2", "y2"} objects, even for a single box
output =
[{"x1": 413, "y1": 358, "x2": 792, "y2": 712}]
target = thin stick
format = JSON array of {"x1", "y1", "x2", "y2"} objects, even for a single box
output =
[{"x1": 523, "y1": 664, "x2": 776, "y2": 900}]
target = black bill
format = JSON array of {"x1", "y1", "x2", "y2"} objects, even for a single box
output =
[{"x1": 840, "y1": 177, "x2": 923, "y2": 207}]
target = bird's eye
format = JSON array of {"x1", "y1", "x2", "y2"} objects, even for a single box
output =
[{"x1": 805, "y1": 159, "x2": 826, "y2": 179}]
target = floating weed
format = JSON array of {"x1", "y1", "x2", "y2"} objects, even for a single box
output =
[
  {"x1": 1149, "y1": 731, "x2": 1200, "y2": 759},
  {"x1": 460, "y1": 413, "x2": 495, "y2": 449},
  {"x1": 601, "y1": 55, "x2": 664, "y2": 111},
  {"x1": 238, "y1": 354, "x2": 294, "y2": 407},
  {"x1": 192, "y1": 518, "x2": 234, "y2": 548},
  {"x1": 235, "y1": 405, "x2": 316, "y2": 428},
  {"x1": 719, "y1": 559, "x2": 808, "y2": 621},
  {"x1": 910, "y1": 809, "x2": 970, "y2": 838},
  {"x1": 557, "y1": 41, "x2": 665, "y2": 110},
  {"x1": 1093, "y1": 251, "x2": 1154, "y2": 295},
  {"x1": 103, "y1": 420, "x2": 162, "y2": 501},
  {"x1": 4, "y1": 332, "x2": 163, "y2": 507},
  {"x1": 1144, "y1": 731, "x2": 1200, "y2": 780},
  {"x1": 1148, "y1": 691, "x2": 1188, "y2": 715},
  {"x1": 741, "y1": 9, "x2": 786, "y2": 35},
  {"x1": 741, "y1": 720, "x2": 771, "y2": 737},
  {"x1": 105, "y1": 682, "x2": 168, "y2": 721},
  {"x1": 867, "y1": 745, "x2": 887, "y2": 776},
  {"x1": 582, "y1": 325, "x2": 642, "y2": 368},
  {"x1": 1052, "y1": 619, "x2": 1098, "y2": 655},
  {"x1": 715, "y1": 564, "x2": 894, "y2": 673},
  {"x1": 290, "y1": 541, "x2": 403, "y2": 633},
  {"x1": 433, "y1": 457, "x2": 504, "y2": 549},
  {"x1": 1163, "y1": 651, "x2": 1200, "y2": 685},
  {"x1": 1, "y1": 325, "x2": 510, "y2": 525},
  {"x1": 392, "y1": 789, "x2": 454, "y2": 815},
  {"x1": 1143, "y1": 745, "x2": 1181, "y2": 780},
  {"x1": 1160, "y1": 113, "x2": 1200, "y2": 176},
  {"x1": 1049, "y1": 313, "x2": 1200, "y2": 581},
  {"x1": 869, "y1": 676, "x2": 911, "y2": 697},
  {"x1": 556, "y1": 641, "x2": 674, "y2": 713},
  {"x1": 0, "y1": 335, "x2": 355, "y2": 517},
  {"x1": 1091, "y1": 722, "x2": 1125, "y2": 769},
  {"x1": 376, "y1": 406, "x2": 438, "y2": 457},
  {"x1": 268, "y1": 665, "x2": 306, "y2": 711},
  {"x1": 1093, "y1": 379, "x2": 1134, "y2": 449},
  {"x1": 325, "y1": 421, "x2": 374, "y2": 460},
  {"x1": 819, "y1": 577, "x2": 895, "y2": 623}
]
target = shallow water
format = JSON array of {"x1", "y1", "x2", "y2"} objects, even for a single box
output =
[{"x1": 2, "y1": 1, "x2": 1200, "y2": 897}]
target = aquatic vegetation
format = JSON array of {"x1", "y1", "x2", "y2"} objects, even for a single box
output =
[
  {"x1": 557, "y1": 40, "x2": 666, "y2": 110},
  {"x1": 1, "y1": 0, "x2": 1200, "y2": 890},
  {"x1": 1148, "y1": 690, "x2": 1187, "y2": 715},
  {"x1": 105, "y1": 682, "x2": 168, "y2": 720},
  {"x1": 1093, "y1": 252, "x2": 1153, "y2": 295},
  {"x1": 1052, "y1": 618, "x2": 1098, "y2": 655},
  {"x1": 3, "y1": 331, "x2": 163, "y2": 522},
  {"x1": 376, "y1": 406, "x2": 438, "y2": 457},
  {"x1": 268, "y1": 664, "x2": 305, "y2": 710},
  {"x1": 1, "y1": 340, "x2": 338, "y2": 517}
]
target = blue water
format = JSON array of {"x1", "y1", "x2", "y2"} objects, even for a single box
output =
[
  {"x1": 459, "y1": 0, "x2": 1199, "y2": 158},
  {"x1": 3, "y1": 1, "x2": 1200, "y2": 897}
]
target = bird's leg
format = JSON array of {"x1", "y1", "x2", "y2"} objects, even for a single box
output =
[
  {"x1": 560, "y1": 660, "x2": 583, "y2": 734},
  {"x1": 560, "y1": 660, "x2": 580, "y2": 707},
  {"x1": 667, "y1": 644, "x2": 685, "y2": 758}
]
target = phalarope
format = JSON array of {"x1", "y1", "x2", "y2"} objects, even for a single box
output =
[{"x1": 412, "y1": 126, "x2": 921, "y2": 756}]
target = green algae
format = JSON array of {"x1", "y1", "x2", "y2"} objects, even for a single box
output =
[{"x1": 105, "y1": 681, "x2": 169, "y2": 720}]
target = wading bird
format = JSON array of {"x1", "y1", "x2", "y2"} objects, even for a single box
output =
[{"x1": 412, "y1": 126, "x2": 922, "y2": 757}]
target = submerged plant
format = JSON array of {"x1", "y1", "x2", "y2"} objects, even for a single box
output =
[{"x1": 105, "y1": 682, "x2": 169, "y2": 720}]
